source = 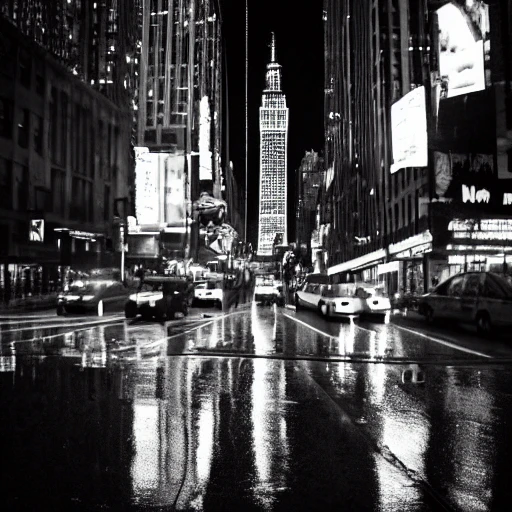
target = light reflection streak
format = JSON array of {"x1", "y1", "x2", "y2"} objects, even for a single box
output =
[
  {"x1": 251, "y1": 359, "x2": 289, "y2": 508},
  {"x1": 444, "y1": 367, "x2": 495, "y2": 511}
]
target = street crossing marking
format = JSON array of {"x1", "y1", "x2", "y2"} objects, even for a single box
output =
[{"x1": 392, "y1": 324, "x2": 492, "y2": 359}]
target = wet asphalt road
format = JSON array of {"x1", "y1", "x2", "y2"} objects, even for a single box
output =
[{"x1": 1, "y1": 300, "x2": 512, "y2": 511}]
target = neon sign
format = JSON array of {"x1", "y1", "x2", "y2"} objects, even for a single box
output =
[
  {"x1": 503, "y1": 193, "x2": 512, "y2": 205},
  {"x1": 462, "y1": 185, "x2": 490, "y2": 203}
]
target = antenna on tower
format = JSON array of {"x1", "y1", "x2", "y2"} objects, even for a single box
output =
[{"x1": 270, "y1": 32, "x2": 276, "y2": 62}]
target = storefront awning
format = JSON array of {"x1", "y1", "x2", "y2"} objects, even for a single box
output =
[{"x1": 327, "y1": 249, "x2": 387, "y2": 276}]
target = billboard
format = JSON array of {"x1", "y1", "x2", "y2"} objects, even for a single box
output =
[
  {"x1": 29, "y1": 219, "x2": 44, "y2": 242},
  {"x1": 390, "y1": 86, "x2": 428, "y2": 174},
  {"x1": 437, "y1": 1, "x2": 490, "y2": 100},
  {"x1": 135, "y1": 147, "x2": 159, "y2": 225},
  {"x1": 134, "y1": 148, "x2": 186, "y2": 227}
]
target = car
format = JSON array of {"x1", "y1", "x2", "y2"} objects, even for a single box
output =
[
  {"x1": 254, "y1": 275, "x2": 281, "y2": 304},
  {"x1": 314, "y1": 284, "x2": 366, "y2": 319},
  {"x1": 418, "y1": 271, "x2": 512, "y2": 336},
  {"x1": 57, "y1": 280, "x2": 130, "y2": 316},
  {"x1": 124, "y1": 276, "x2": 194, "y2": 321},
  {"x1": 193, "y1": 279, "x2": 223, "y2": 309},
  {"x1": 357, "y1": 283, "x2": 392, "y2": 320}
]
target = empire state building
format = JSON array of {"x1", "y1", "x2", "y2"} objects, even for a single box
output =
[{"x1": 257, "y1": 33, "x2": 289, "y2": 256}]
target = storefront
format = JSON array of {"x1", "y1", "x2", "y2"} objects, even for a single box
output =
[{"x1": 388, "y1": 231, "x2": 433, "y2": 294}]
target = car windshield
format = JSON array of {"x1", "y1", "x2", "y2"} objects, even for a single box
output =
[
  {"x1": 67, "y1": 282, "x2": 106, "y2": 295},
  {"x1": 488, "y1": 273, "x2": 512, "y2": 297}
]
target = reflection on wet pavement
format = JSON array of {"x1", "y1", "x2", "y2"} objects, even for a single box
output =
[{"x1": 2, "y1": 305, "x2": 512, "y2": 510}]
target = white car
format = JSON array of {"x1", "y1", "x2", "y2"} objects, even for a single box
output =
[
  {"x1": 193, "y1": 280, "x2": 223, "y2": 308},
  {"x1": 254, "y1": 275, "x2": 281, "y2": 303},
  {"x1": 357, "y1": 284, "x2": 392, "y2": 319},
  {"x1": 296, "y1": 279, "x2": 365, "y2": 319}
]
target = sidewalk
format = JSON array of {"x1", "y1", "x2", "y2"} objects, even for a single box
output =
[{"x1": 0, "y1": 293, "x2": 59, "y2": 315}]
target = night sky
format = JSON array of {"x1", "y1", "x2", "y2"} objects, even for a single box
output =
[{"x1": 221, "y1": 1, "x2": 324, "y2": 246}]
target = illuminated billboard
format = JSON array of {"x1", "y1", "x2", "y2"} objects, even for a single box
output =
[
  {"x1": 29, "y1": 219, "x2": 44, "y2": 242},
  {"x1": 437, "y1": 1, "x2": 490, "y2": 99},
  {"x1": 134, "y1": 148, "x2": 186, "y2": 227},
  {"x1": 390, "y1": 86, "x2": 428, "y2": 174},
  {"x1": 135, "y1": 147, "x2": 159, "y2": 225}
]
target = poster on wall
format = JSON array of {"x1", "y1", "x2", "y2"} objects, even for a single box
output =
[
  {"x1": 29, "y1": 219, "x2": 44, "y2": 242},
  {"x1": 437, "y1": 1, "x2": 490, "y2": 100},
  {"x1": 163, "y1": 153, "x2": 186, "y2": 227},
  {"x1": 134, "y1": 147, "x2": 159, "y2": 225},
  {"x1": 390, "y1": 86, "x2": 428, "y2": 174}
]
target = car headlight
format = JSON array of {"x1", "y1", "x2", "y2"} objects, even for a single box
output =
[
  {"x1": 129, "y1": 293, "x2": 138, "y2": 301},
  {"x1": 82, "y1": 295, "x2": 95, "y2": 301}
]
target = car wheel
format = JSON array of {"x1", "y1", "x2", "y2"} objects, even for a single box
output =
[
  {"x1": 125, "y1": 302, "x2": 137, "y2": 319},
  {"x1": 476, "y1": 312, "x2": 492, "y2": 337},
  {"x1": 425, "y1": 306, "x2": 434, "y2": 324},
  {"x1": 167, "y1": 306, "x2": 176, "y2": 320},
  {"x1": 215, "y1": 300, "x2": 222, "y2": 310},
  {"x1": 295, "y1": 294, "x2": 301, "y2": 310},
  {"x1": 57, "y1": 304, "x2": 65, "y2": 316},
  {"x1": 97, "y1": 300, "x2": 104, "y2": 317}
]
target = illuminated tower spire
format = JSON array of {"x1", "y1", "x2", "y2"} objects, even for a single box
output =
[
  {"x1": 257, "y1": 33, "x2": 289, "y2": 256},
  {"x1": 270, "y1": 32, "x2": 276, "y2": 62}
]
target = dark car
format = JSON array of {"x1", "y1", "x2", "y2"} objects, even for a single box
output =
[
  {"x1": 418, "y1": 271, "x2": 512, "y2": 336},
  {"x1": 57, "y1": 280, "x2": 130, "y2": 316},
  {"x1": 124, "y1": 276, "x2": 194, "y2": 321}
]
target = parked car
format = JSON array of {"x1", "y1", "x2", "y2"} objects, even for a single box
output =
[
  {"x1": 357, "y1": 283, "x2": 392, "y2": 320},
  {"x1": 193, "y1": 279, "x2": 223, "y2": 309},
  {"x1": 124, "y1": 276, "x2": 194, "y2": 321},
  {"x1": 57, "y1": 280, "x2": 130, "y2": 316},
  {"x1": 294, "y1": 275, "x2": 362, "y2": 318},
  {"x1": 418, "y1": 271, "x2": 512, "y2": 336}
]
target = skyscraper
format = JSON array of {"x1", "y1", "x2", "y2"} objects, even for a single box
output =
[{"x1": 257, "y1": 33, "x2": 288, "y2": 257}]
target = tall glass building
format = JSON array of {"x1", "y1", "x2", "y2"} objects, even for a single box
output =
[{"x1": 257, "y1": 33, "x2": 289, "y2": 256}]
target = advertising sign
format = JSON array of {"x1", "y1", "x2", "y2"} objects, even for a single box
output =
[
  {"x1": 437, "y1": 1, "x2": 490, "y2": 99},
  {"x1": 135, "y1": 149, "x2": 186, "y2": 228},
  {"x1": 29, "y1": 219, "x2": 44, "y2": 242},
  {"x1": 135, "y1": 147, "x2": 159, "y2": 225},
  {"x1": 390, "y1": 86, "x2": 428, "y2": 174},
  {"x1": 163, "y1": 153, "x2": 186, "y2": 227}
]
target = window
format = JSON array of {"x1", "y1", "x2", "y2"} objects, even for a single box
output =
[
  {"x1": 483, "y1": 274, "x2": 512, "y2": 299},
  {"x1": 16, "y1": 166, "x2": 29, "y2": 211},
  {"x1": 50, "y1": 88, "x2": 58, "y2": 161},
  {"x1": 51, "y1": 168, "x2": 66, "y2": 216},
  {"x1": 104, "y1": 185, "x2": 111, "y2": 221},
  {"x1": 394, "y1": 203, "x2": 399, "y2": 230},
  {"x1": 447, "y1": 275, "x2": 464, "y2": 297},
  {"x1": 35, "y1": 74, "x2": 44, "y2": 96},
  {"x1": 34, "y1": 114, "x2": 43, "y2": 155},
  {"x1": 17, "y1": 108, "x2": 29, "y2": 148},
  {"x1": 462, "y1": 274, "x2": 481, "y2": 297},
  {"x1": 0, "y1": 98, "x2": 13, "y2": 138},
  {"x1": 18, "y1": 49, "x2": 31, "y2": 88},
  {"x1": 0, "y1": 158, "x2": 13, "y2": 209},
  {"x1": 60, "y1": 92, "x2": 68, "y2": 165}
]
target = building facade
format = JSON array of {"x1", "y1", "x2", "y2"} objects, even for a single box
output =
[
  {"x1": 257, "y1": 33, "x2": 289, "y2": 257},
  {"x1": 295, "y1": 150, "x2": 325, "y2": 267},
  {"x1": 323, "y1": 0, "x2": 512, "y2": 295},
  {"x1": 130, "y1": 0, "x2": 227, "y2": 264},
  {"x1": 1, "y1": 0, "x2": 141, "y2": 110},
  {"x1": 0, "y1": 16, "x2": 133, "y2": 301}
]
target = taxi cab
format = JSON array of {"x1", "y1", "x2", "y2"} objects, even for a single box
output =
[{"x1": 418, "y1": 271, "x2": 512, "y2": 336}]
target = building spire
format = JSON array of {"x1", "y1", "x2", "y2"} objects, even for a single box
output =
[{"x1": 270, "y1": 32, "x2": 276, "y2": 62}]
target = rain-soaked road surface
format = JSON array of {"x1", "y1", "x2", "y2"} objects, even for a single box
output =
[{"x1": 1, "y1": 301, "x2": 512, "y2": 511}]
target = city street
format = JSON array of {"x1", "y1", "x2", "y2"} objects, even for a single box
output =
[{"x1": 2, "y1": 297, "x2": 512, "y2": 511}]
